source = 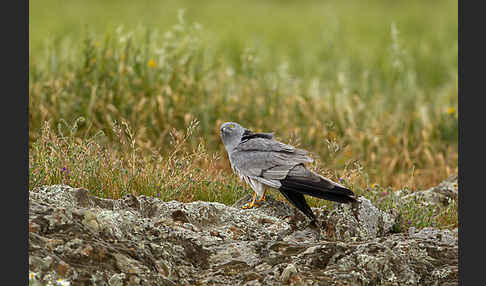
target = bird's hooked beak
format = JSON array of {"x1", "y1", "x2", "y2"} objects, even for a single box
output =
[
  {"x1": 220, "y1": 126, "x2": 230, "y2": 136},
  {"x1": 220, "y1": 123, "x2": 236, "y2": 135}
]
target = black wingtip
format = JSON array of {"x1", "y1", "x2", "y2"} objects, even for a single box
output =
[
  {"x1": 280, "y1": 177, "x2": 357, "y2": 204},
  {"x1": 279, "y1": 187, "x2": 316, "y2": 222},
  {"x1": 332, "y1": 185, "x2": 358, "y2": 203},
  {"x1": 331, "y1": 185, "x2": 355, "y2": 197}
]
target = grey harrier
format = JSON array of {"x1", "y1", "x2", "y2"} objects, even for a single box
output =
[{"x1": 219, "y1": 122, "x2": 357, "y2": 224}]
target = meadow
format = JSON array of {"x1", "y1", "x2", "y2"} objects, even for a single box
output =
[{"x1": 29, "y1": 0, "x2": 458, "y2": 229}]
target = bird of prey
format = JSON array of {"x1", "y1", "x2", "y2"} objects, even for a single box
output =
[{"x1": 219, "y1": 122, "x2": 357, "y2": 224}]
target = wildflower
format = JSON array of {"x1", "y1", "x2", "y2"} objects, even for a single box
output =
[
  {"x1": 57, "y1": 278, "x2": 70, "y2": 286},
  {"x1": 446, "y1": 107, "x2": 456, "y2": 115},
  {"x1": 339, "y1": 178, "x2": 344, "y2": 183},
  {"x1": 407, "y1": 220, "x2": 411, "y2": 225},
  {"x1": 147, "y1": 59, "x2": 157, "y2": 68},
  {"x1": 382, "y1": 191, "x2": 387, "y2": 196},
  {"x1": 371, "y1": 183, "x2": 378, "y2": 189},
  {"x1": 29, "y1": 271, "x2": 36, "y2": 280}
]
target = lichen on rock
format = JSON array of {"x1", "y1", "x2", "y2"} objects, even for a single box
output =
[{"x1": 29, "y1": 177, "x2": 458, "y2": 285}]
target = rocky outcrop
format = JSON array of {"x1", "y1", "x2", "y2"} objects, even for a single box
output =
[
  {"x1": 394, "y1": 174, "x2": 458, "y2": 208},
  {"x1": 29, "y1": 183, "x2": 458, "y2": 285}
]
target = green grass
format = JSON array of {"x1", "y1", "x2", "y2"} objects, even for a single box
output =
[{"x1": 29, "y1": 0, "x2": 458, "y2": 229}]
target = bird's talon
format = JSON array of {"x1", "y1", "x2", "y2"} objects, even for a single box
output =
[
  {"x1": 241, "y1": 203, "x2": 254, "y2": 209},
  {"x1": 241, "y1": 201, "x2": 262, "y2": 209},
  {"x1": 241, "y1": 203, "x2": 251, "y2": 209}
]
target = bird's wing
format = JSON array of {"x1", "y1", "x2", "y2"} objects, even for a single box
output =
[
  {"x1": 279, "y1": 187, "x2": 316, "y2": 221},
  {"x1": 234, "y1": 137, "x2": 307, "y2": 155},
  {"x1": 230, "y1": 137, "x2": 313, "y2": 188},
  {"x1": 231, "y1": 137, "x2": 355, "y2": 199}
]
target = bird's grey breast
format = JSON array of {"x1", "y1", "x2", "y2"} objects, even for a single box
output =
[{"x1": 229, "y1": 148, "x2": 267, "y2": 173}]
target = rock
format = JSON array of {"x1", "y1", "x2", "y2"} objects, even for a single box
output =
[
  {"x1": 29, "y1": 184, "x2": 458, "y2": 285},
  {"x1": 408, "y1": 227, "x2": 458, "y2": 246},
  {"x1": 280, "y1": 263, "x2": 297, "y2": 283},
  {"x1": 233, "y1": 194, "x2": 297, "y2": 220},
  {"x1": 397, "y1": 174, "x2": 458, "y2": 208},
  {"x1": 318, "y1": 196, "x2": 397, "y2": 241},
  {"x1": 81, "y1": 210, "x2": 100, "y2": 232},
  {"x1": 108, "y1": 273, "x2": 126, "y2": 286},
  {"x1": 54, "y1": 260, "x2": 70, "y2": 277}
]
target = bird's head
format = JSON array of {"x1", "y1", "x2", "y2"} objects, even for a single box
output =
[{"x1": 219, "y1": 122, "x2": 245, "y2": 151}]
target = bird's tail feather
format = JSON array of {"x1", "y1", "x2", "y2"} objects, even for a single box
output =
[
  {"x1": 279, "y1": 187, "x2": 316, "y2": 221},
  {"x1": 280, "y1": 177, "x2": 357, "y2": 204}
]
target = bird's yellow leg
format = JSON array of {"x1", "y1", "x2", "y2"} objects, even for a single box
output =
[
  {"x1": 255, "y1": 190, "x2": 267, "y2": 203},
  {"x1": 241, "y1": 192, "x2": 258, "y2": 209}
]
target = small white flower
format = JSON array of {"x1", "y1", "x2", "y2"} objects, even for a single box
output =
[
  {"x1": 29, "y1": 271, "x2": 37, "y2": 280},
  {"x1": 56, "y1": 278, "x2": 70, "y2": 286}
]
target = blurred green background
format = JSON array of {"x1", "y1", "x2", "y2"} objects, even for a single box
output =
[{"x1": 30, "y1": 0, "x2": 457, "y2": 86}]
